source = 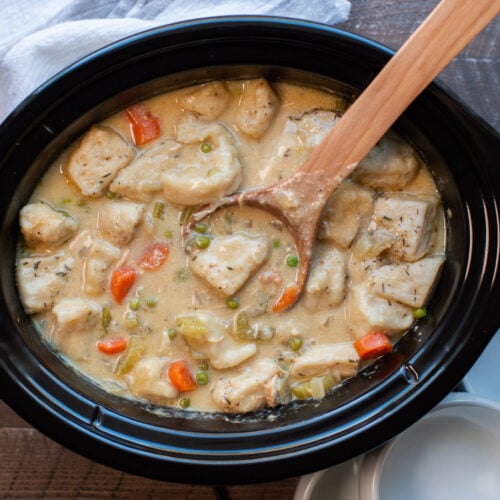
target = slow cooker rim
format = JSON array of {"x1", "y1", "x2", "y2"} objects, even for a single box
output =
[{"x1": 0, "y1": 16, "x2": 499, "y2": 484}]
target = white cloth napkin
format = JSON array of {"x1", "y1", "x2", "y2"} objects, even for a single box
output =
[{"x1": 0, "y1": 0, "x2": 351, "y2": 124}]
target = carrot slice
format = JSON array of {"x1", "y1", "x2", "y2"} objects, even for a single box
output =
[
  {"x1": 110, "y1": 266, "x2": 137, "y2": 304},
  {"x1": 97, "y1": 338, "x2": 128, "y2": 354},
  {"x1": 137, "y1": 242, "x2": 170, "y2": 270},
  {"x1": 354, "y1": 331, "x2": 393, "y2": 360},
  {"x1": 168, "y1": 360, "x2": 197, "y2": 392},
  {"x1": 272, "y1": 284, "x2": 298, "y2": 313},
  {"x1": 126, "y1": 104, "x2": 161, "y2": 145}
]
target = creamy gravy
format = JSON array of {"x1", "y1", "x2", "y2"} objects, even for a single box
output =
[{"x1": 16, "y1": 79, "x2": 445, "y2": 413}]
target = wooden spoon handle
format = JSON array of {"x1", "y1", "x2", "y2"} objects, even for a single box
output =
[{"x1": 300, "y1": 0, "x2": 500, "y2": 187}]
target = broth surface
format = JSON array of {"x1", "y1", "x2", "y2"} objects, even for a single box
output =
[{"x1": 16, "y1": 79, "x2": 445, "y2": 413}]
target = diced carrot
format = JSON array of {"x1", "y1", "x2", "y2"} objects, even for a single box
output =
[
  {"x1": 126, "y1": 104, "x2": 161, "y2": 145},
  {"x1": 354, "y1": 331, "x2": 393, "y2": 360},
  {"x1": 272, "y1": 284, "x2": 298, "y2": 313},
  {"x1": 168, "y1": 360, "x2": 197, "y2": 392},
  {"x1": 110, "y1": 266, "x2": 137, "y2": 304},
  {"x1": 137, "y1": 242, "x2": 170, "y2": 270},
  {"x1": 97, "y1": 337, "x2": 128, "y2": 354}
]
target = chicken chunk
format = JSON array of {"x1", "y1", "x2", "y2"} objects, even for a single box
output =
[
  {"x1": 162, "y1": 117, "x2": 242, "y2": 205},
  {"x1": 368, "y1": 255, "x2": 445, "y2": 307},
  {"x1": 353, "y1": 132, "x2": 421, "y2": 190},
  {"x1": 202, "y1": 337, "x2": 257, "y2": 370},
  {"x1": 180, "y1": 82, "x2": 231, "y2": 121},
  {"x1": 126, "y1": 357, "x2": 178, "y2": 403},
  {"x1": 305, "y1": 246, "x2": 346, "y2": 311},
  {"x1": 84, "y1": 239, "x2": 121, "y2": 295},
  {"x1": 66, "y1": 126, "x2": 135, "y2": 197},
  {"x1": 189, "y1": 233, "x2": 270, "y2": 296},
  {"x1": 20, "y1": 202, "x2": 79, "y2": 250},
  {"x1": 319, "y1": 181, "x2": 375, "y2": 248},
  {"x1": 348, "y1": 284, "x2": 414, "y2": 337},
  {"x1": 351, "y1": 230, "x2": 397, "y2": 261},
  {"x1": 98, "y1": 201, "x2": 144, "y2": 246},
  {"x1": 290, "y1": 343, "x2": 359, "y2": 381},
  {"x1": 17, "y1": 253, "x2": 74, "y2": 314},
  {"x1": 52, "y1": 297, "x2": 101, "y2": 334},
  {"x1": 371, "y1": 194, "x2": 440, "y2": 261},
  {"x1": 263, "y1": 374, "x2": 290, "y2": 408},
  {"x1": 234, "y1": 79, "x2": 278, "y2": 139},
  {"x1": 110, "y1": 139, "x2": 180, "y2": 201},
  {"x1": 257, "y1": 109, "x2": 338, "y2": 185},
  {"x1": 211, "y1": 359, "x2": 281, "y2": 413},
  {"x1": 289, "y1": 109, "x2": 338, "y2": 150}
]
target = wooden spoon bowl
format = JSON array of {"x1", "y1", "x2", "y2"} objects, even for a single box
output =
[{"x1": 185, "y1": 0, "x2": 499, "y2": 309}]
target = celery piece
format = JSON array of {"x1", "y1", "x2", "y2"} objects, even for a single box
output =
[
  {"x1": 234, "y1": 311, "x2": 275, "y2": 341},
  {"x1": 153, "y1": 201, "x2": 165, "y2": 219},
  {"x1": 176, "y1": 312, "x2": 225, "y2": 342},
  {"x1": 179, "y1": 206, "x2": 194, "y2": 226},
  {"x1": 115, "y1": 336, "x2": 145, "y2": 375},
  {"x1": 176, "y1": 316, "x2": 209, "y2": 340},
  {"x1": 291, "y1": 373, "x2": 341, "y2": 400},
  {"x1": 101, "y1": 306, "x2": 112, "y2": 333},
  {"x1": 290, "y1": 381, "x2": 313, "y2": 400},
  {"x1": 234, "y1": 311, "x2": 254, "y2": 340}
]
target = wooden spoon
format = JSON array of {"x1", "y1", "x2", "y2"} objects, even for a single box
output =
[{"x1": 185, "y1": 0, "x2": 500, "y2": 310}]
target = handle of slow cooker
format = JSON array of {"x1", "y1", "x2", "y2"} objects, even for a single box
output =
[{"x1": 474, "y1": 120, "x2": 500, "y2": 337}]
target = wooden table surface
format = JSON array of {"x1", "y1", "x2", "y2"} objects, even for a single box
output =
[{"x1": 1, "y1": 1, "x2": 498, "y2": 498}]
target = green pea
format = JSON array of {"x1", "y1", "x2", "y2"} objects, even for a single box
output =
[
  {"x1": 200, "y1": 142, "x2": 212, "y2": 153},
  {"x1": 176, "y1": 268, "x2": 190, "y2": 282},
  {"x1": 146, "y1": 297, "x2": 158, "y2": 308},
  {"x1": 167, "y1": 327, "x2": 177, "y2": 339},
  {"x1": 289, "y1": 336, "x2": 303, "y2": 351},
  {"x1": 124, "y1": 311, "x2": 138, "y2": 330},
  {"x1": 413, "y1": 307, "x2": 427, "y2": 319},
  {"x1": 196, "y1": 235, "x2": 211, "y2": 249},
  {"x1": 286, "y1": 254, "x2": 299, "y2": 267},
  {"x1": 226, "y1": 296, "x2": 240, "y2": 309},
  {"x1": 129, "y1": 299, "x2": 140, "y2": 311},
  {"x1": 194, "y1": 222, "x2": 208, "y2": 234},
  {"x1": 196, "y1": 371, "x2": 209, "y2": 385},
  {"x1": 179, "y1": 397, "x2": 191, "y2": 409}
]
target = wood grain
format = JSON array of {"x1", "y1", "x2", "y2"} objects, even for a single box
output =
[
  {"x1": 1, "y1": 1, "x2": 498, "y2": 498},
  {"x1": 0, "y1": 400, "x2": 299, "y2": 498},
  {"x1": 339, "y1": 0, "x2": 500, "y2": 132}
]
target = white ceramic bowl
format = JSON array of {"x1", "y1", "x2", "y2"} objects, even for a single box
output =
[
  {"x1": 359, "y1": 393, "x2": 500, "y2": 500},
  {"x1": 294, "y1": 457, "x2": 362, "y2": 500},
  {"x1": 295, "y1": 393, "x2": 500, "y2": 500}
]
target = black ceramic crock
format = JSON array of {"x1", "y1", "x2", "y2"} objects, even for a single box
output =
[{"x1": 0, "y1": 17, "x2": 499, "y2": 484}]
